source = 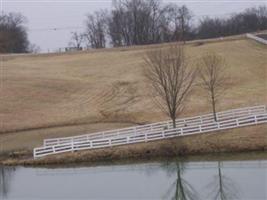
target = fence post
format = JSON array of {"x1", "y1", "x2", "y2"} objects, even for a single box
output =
[
  {"x1": 216, "y1": 112, "x2": 219, "y2": 121},
  {"x1": 35, "y1": 105, "x2": 267, "y2": 159},
  {"x1": 71, "y1": 141, "x2": 74, "y2": 152},
  {"x1": 166, "y1": 122, "x2": 169, "y2": 129}
]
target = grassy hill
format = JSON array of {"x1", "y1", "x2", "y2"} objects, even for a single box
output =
[{"x1": 0, "y1": 36, "x2": 266, "y2": 153}]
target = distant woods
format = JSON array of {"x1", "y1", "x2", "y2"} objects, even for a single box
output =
[
  {"x1": 74, "y1": 0, "x2": 267, "y2": 49},
  {"x1": 197, "y1": 6, "x2": 267, "y2": 39},
  {"x1": 0, "y1": 13, "x2": 29, "y2": 53},
  {"x1": 0, "y1": 12, "x2": 39, "y2": 53},
  {"x1": 1, "y1": 1, "x2": 267, "y2": 53}
]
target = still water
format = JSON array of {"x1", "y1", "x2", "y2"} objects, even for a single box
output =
[{"x1": 1, "y1": 154, "x2": 267, "y2": 200}]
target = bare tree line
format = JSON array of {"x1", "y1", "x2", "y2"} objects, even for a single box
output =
[
  {"x1": 69, "y1": 0, "x2": 267, "y2": 49},
  {"x1": 76, "y1": 0, "x2": 194, "y2": 48},
  {"x1": 1, "y1": 1, "x2": 266, "y2": 53},
  {"x1": 197, "y1": 6, "x2": 267, "y2": 39}
]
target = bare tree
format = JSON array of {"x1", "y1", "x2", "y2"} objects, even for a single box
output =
[
  {"x1": 144, "y1": 44, "x2": 197, "y2": 128},
  {"x1": 27, "y1": 43, "x2": 41, "y2": 53},
  {"x1": 178, "y1": 5, "x2": 193, "y2": 43},
  {"x1": 161, "y1": 4, "x2": 193, "y2": 43},
  {"x1": 108, "y1": 0, "x2": 162, "y2": 46},
  {"x1": 198, "y1": 53, "x2": 228, "y2": 122},
  {"x1": 84, "y1": 10, "x2": 107, "y2": 49},
  {"x1": 69, "y1": 32, "x2": 84, "y2": 49}
]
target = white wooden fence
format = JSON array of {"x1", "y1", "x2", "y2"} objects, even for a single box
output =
[
  {"x1": 246, "y1": 33, "x2": 267, "y2": 45},
  {"x1": 34, "y1": 105, "x2": 267, "y2": 158},
  {"x1": 43, "y1": 105, "x2": 266, "y2": 147}
]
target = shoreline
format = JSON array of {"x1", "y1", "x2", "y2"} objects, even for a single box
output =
[
  {"x1": 1, "y1": 124, "x2": 266, "y2": 166},
  {"x1": 3, "y1": 151, "x2": 267, "y2": 169}
]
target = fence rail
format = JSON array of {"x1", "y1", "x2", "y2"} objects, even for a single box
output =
[
  {"x1": 43, "y1": 105, "x2": 266, "y2": 147},
  {"x1": 34, "y1": 110, "x2": 267, "y2": 158},
  {"x1": 246, "y1": 33, "x2": 267, "y2": 45}
]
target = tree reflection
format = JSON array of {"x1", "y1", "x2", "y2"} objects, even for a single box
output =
[
  {"x1": 0, "y1": 166, "x2": 15, "y2": 198},
  {"x1": 207, "y1": 161, "x2": 238, "y2": 200},
  {"x1": 162, "y1": 159, "x2": 198, "y2": 200}
]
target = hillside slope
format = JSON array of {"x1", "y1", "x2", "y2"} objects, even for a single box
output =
[{"x1": 0, "y1": 38, "x2": 266, "y2": 152}]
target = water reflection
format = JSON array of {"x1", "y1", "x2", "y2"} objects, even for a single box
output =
[
  {"x1": 0, "y1": 156, "x2": 266, "y2": 199},
  {"x1": 206, "y1": 161, "x2": 238, "y2": 200},
  {"x1": 0, "y1": 166, "x2": 15, "y2": 199},
  {"x1": 161, "y1": 160, "x2": 198, "y2": 200}
]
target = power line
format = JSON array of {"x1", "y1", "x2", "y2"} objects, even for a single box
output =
[
  {"x1": 28, "y1": 12, "x2": 237, "y2": 32},
  {"x1": 29, "y1": 26, "x2": 83, "y2": 31}
]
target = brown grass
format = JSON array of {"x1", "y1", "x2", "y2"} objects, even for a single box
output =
[{"x1": 0, "y1": 36, "x2": 266, "y2": 156}]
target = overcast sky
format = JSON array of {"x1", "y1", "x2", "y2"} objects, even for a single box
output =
[{"x1": 2, "y1": 0, "x2": 267, "y2": 52}]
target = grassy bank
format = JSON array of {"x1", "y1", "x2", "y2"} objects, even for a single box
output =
[
  {"x1": 2, "y1": 124, "x2": 266, "y2": 166},
  {"x1": 0, "y1": 37, "x2": 266, "y2": 155}
]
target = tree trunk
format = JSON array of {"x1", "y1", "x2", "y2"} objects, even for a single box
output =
[
  {"x1": 212, "y1": 95, "x2": 217, "y2": 122},
  {"x1": 172, "y1": 117, "x2": 176, "y2": 128}
]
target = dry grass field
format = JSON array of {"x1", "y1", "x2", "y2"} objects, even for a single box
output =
[{"x1": 0, "y1": 36, "x2": 267, "y2": 154}]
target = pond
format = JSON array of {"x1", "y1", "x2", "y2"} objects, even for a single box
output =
[{"x1": 1, "y1": 153, "x2": 267, "y2": 200}]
